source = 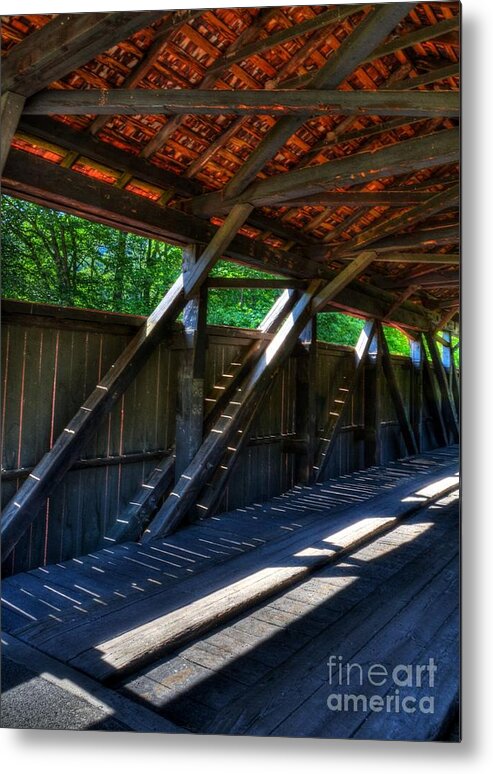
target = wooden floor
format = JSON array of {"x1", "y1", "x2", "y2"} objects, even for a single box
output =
[{"x1": 1, "y1": 446, "x2": 460, "y2": 740}]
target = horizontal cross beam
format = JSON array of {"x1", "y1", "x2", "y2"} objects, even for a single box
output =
[
  {"x1": 185, "y1": 128, "x2": 460, "y2": 215},
  {"x1": 2, "y1": 148, "x2": 455, "y2": 333},
  {"x1": 24, "y1": 89, "x2": 460, "y2": 119}
]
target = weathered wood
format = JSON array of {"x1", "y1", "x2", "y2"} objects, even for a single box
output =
[
  {"x1": 183, "y1": 204, "x2": 254, "y2": 298},
  {"x1": 1, "y1": 449, "x2": 171, "y2": 482},
  {"x1": 267, "y1": 190, "x2": 455, "y2": 209},
  {"x1": 1, "y1": 276, "x2": 186, "y2": 560},
  {"x1": 187, "y1": 129, "x2": 460, "y2": 215},
  {"x1": 31, "y1": 464, "x2": 459, "y2": 681},
  {"x1": 89, "y1": 9, "x2": 203, "y2": 137},
  {"x1": 142, "y1": 280, "x2": 324, "y2": 540},
  {"x1": 364, "y1": 326, "x2": 382, "y2": 467},
  {"x1": 378, "y1": 322, "x2": 419, "y2": 456},
  {"x1": 410, "y1": 339, "x2": 424, "y2": 452},
  {"x1": 204, "y1": 4, "x2": 366, "y2": 78},
  {"x1": 336, "y1": 185, "x2": 460, "y2": 257},
  {"x1": 105, "y1": 290, "x2": 297, "y2": 544},
  {"x1": 25, "y1": 89, "x2": 459, "y2": 119},
  {"x1": 207, "y1": 501, "x2": 458, "y2": 737},
  {"x1": 222, "y1": 3, "x2": 413, "y2": 200},
  {"x1": 145, "y1": 256, "x2": 374, "y2": 538},
  {"x1": 312, "y1": 251, "x2": 376, "y2": 315},
  {"x1": 421, "y1": 335, "x2": 448, "y2": 447},
  {"x1": 2, "y1": 153, "x2": 452, "y2": 334},
  {"x1": 376, "y1": 271, "x2": 459, "y2": 291},
  {"x1": 18, "y1": 115, "x2": 201, "y2": 197},
  {"x1": 294, "y1": 317, "x2": 318, "y2": 484},
  {"x1": 314, "y1": 320, "x2": 376, "y2": 482},
  {"x1": 139, "y1": 8, "x2": 280, "y2": 159},
  {"x1": 381, "y1": 63, "x2": 460, "y2": 91},
  {"x1": 0, "y1": 92, "x2": 25, "y2": 174},
  {"x1": 424, "y1": 333, "x2": 459, "y2": 443},
  {"x1": 2, "y1": 12, "x2": 165, "y2": 97},
  {"x1": 350, "y1": 252, "x2": 460, "y2": 265},
  {"x1": 207, "y1": 278, "x2": 306, "y2": 290},
  {"x1": 342, "y1": 225, "x2": 459, "y2": 255},
  {"x1": 175, "y1": 246, "x2": 208, "y2": 479}
]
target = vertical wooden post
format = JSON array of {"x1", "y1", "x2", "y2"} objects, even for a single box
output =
[
  {"x1": 1, "y1": 91, "x2": 25, "y2": 174},
  {"x1": 450, "y1": 338, "x2": 460, "y2": 416},
  {"x1": 378, "y1": 322, "x2": 418, "y2": 456},
  {"x1": 421, "y1": 334, "x2": 448, "y2": 448},
  {"x1": 424, "y1": 332, "x2": 459, "y2": 443},
  {"x1": 295, "y1": 315, "x2": 318, "y2": 484},
  {"x1": 410, "y1": 338, "x2": 424, "y2": 452},
  {"x1": 175, "y1": 245, "x2": 208, "y2": 479},
  {"x1": 363, "y1": 321, "x2": 382, "y2": 467}
]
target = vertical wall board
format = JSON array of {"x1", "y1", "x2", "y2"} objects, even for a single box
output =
[{"x1": 2, "y1": 303, "x2": 447, "y2": 575}]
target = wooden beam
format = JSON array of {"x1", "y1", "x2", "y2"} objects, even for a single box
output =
[
  {"x1": 380, "y1": 63, "x2": 460, "y2": 91},
  {"x1": 286, "y1": 16, "x2": 460, "y2": 91},
  {"x1": 342, "y1": 225, "x2": 459, "y2": 254},
  {"x1": 204, "y1": 4, "x2": 367, "y2": 79},
  {"x1": 139, "y1": 8, "x2": 280, "y2": 159},
  {"x1": 0, "y1": 91, "x2": 25, "y2": 174},
  {"x1": 186, "y1": 128, "x2": 460, "y2": 215},
  {"x1": 183, "y1": 204, "x2": 254, "y2": 298},
  {"x1": 314, "y1": 319, "x2": 376, "y2": 482},
  {"x1": 142, "y1": 279, "x2": 324, "y2": 539},
  {"x1": 378, "y1": 321, "x2": 419, "y2": 455},
  {"x1": 2, "y1": 149, "x2": 449, "y2": 332},
  {"x1": 363, "y1": 325, "x2": 382, "y2": 467},
  {"x1": 144, "y1": 255, "x2": 373, "y2": 538},
  {"x1": 345, "y1": 252, "x2": 460, "y2": 265},
  {"x1": 424, "y1": 332, "x2": 459, "y2": 442},
  {"x1": 376, "y1": 271, "x2": 459, "y2": 290},
  {"x1": 175, "y1": 246, "x2": 208, "y2": 479},
  {"x1": 365, "y1": 16, "x2": 460, "y2": 64},
  {"x1": 1, "y1": 275, "x2": 186, "y2": 561},
  {"x1": 410, "y1": 339, "x2": 424, "y2": 452},
  {"x1": 190, "y1": 295, "x2": 300, "y2": 521},
  {"x1": 25, "y1": 89, "x2": 460, "y2": 119},
  {"x1": 2, "y1": 11, "x2": 165, "y2": 97},
  {"x1": 18, "y1": 115, "x2": 201, "y2": 197},
  {"x1": 264, "y1": 189, "x2": 458, "y2": 209},
  {"x1": 106, "y1": 290, "x2": 296, "y2": 544},
  {"x1": 421, "y1": 335, "x2": 448, "y2": 447},
  {"x1": 336, "y1": 185, "x2": 460, "y2": 256},
  {"x1": 294, "y1": 316, "x2": 318, "y2": 484},
  {"x1": 222, "y1": 4, "x2": 413, "y2": 200},
  {"x1": 89, "y1": 9, "x2": 203, "y2": 137},
  {"x1": 302, "y1": 117, "x2": 426, "y2": 162},
  {"x1": 312, "y1": 251, "x2": 377, "y2": 314},
  {"x1": 207, "y1": 278, "x2": 307, "y2": 289}
]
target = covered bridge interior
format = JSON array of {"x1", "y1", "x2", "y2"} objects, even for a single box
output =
[{"x1": 1, "y1": 3, "x2": 460, "y2": 739}]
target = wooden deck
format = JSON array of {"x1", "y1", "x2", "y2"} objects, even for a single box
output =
[{"x1": 1, "y1": 446, "x2": 459, "y2": 739}]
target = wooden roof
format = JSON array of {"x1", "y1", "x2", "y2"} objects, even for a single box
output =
[{"x1": 0, "y1": 4, "x2": 460, "y2": 331}]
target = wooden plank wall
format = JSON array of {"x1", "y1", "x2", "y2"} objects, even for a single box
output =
[{"x1": 1, "y1": 301, "x2": 442, "y2": 576}]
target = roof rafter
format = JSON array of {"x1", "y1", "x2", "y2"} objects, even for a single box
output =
[
  {"x1": 185, "y1": 127, "x2": 460, "y2": 215},
  {"x1": 1, "y1": 11, "x2": 165, "y2": 97},
  {"x1": 221, "y1": 3, "x2": 414, "y2": 200}
]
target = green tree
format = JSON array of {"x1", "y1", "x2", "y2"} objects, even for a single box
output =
[{"x1": 1, "y1": 195, "x2": 412, "y2": 355}]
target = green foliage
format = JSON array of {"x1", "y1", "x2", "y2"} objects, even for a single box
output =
[
  {"x1": 317, "y1": 313, "x2": 364, "y2": 347},
  {"x1": 1, "y1": 195, "x2": 414, "y2": 356},
  {"x1": 382, "y1": 325, "x2": 411, "y2": 357},
  {"x1": 1, "y1": 195, "x2": 182, "y2": 314}
]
